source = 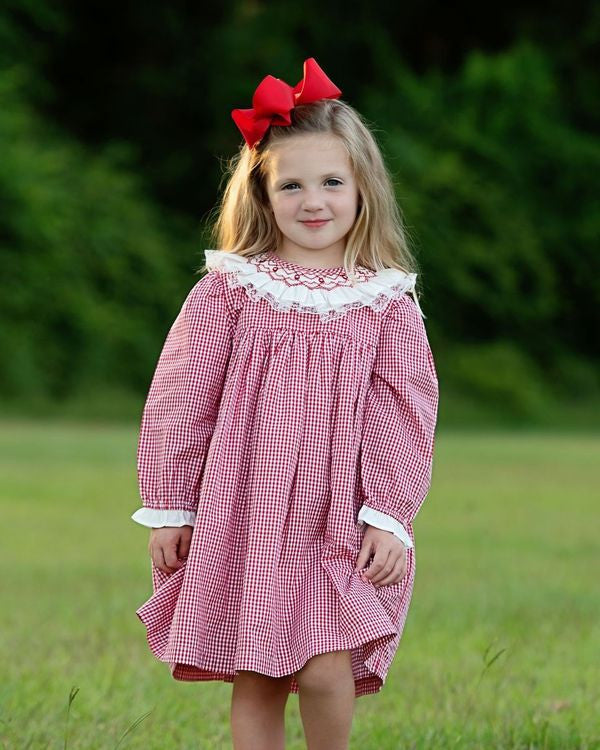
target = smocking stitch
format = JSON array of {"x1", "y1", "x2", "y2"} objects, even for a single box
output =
[
  {"x1": 204, "y1": 248, "x2": 425, "y2": 321},
  {"x1": 249, "y1": 250, "x2": 377, "y2": 290}
]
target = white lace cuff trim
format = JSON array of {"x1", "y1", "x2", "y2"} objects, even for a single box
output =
[
  {"x1": 357, "y1": 505, "x2": 414, "y2": 548},
  {"x1": 131, "y1": 507, "x2": 197, "y2": 528},
  {"x1": 204, "y1": 249, "x2": 424, "y2": 321}
]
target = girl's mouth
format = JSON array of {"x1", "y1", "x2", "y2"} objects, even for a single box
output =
[{"x1": 301, "y1": 220, "x2": 330, "y2": 228}]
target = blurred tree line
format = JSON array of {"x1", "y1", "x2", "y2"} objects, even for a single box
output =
[{"x1": 0, "y1": 1, "x2": 598, "y2": 422}]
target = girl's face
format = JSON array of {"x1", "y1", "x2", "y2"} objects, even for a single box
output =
[{"x1": 264, "y1": 133, "x2": 360, "y2": 264}]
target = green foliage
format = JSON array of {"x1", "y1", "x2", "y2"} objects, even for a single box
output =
[
  {"x1": 364, "y1": 40, "x2": 600, "y2": 403},
  {"x1": 440, "y1": 340, "x2": 551, "y2": 418},
  {"x1": 0, "y1": 11, "x2": 598, "y2": 420},
  {"x1": 0, "y1": 65, "x2": 201, "y2": 400}
]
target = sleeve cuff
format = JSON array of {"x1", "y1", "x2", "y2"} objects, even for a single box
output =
[
  {"x1": 130, "y1": 507, "x2": 197, "y2": 528},
  {"x1": 356, "y1": 505, "x2": 414, "y2": 548}
]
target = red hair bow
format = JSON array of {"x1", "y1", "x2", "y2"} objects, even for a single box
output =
[{"x1": 231, "y1": 57, "x2": 342, "y2": 149}]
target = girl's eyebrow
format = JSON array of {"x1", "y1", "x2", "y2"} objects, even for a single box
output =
[{"x1": 276, "y1": 172, "x2": 347, "y2": 185}]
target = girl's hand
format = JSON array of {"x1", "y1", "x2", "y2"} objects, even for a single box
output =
[
  {"x1": 354, "y1": 525, "x2": 408, "y2": 587},
  {"x1": 149, "y1": 526, "x2": 193, "y2": 574}
]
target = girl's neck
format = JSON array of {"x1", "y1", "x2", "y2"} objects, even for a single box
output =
[{"x1": 269, "y1": 249, "x2": 346, "y2": 271}]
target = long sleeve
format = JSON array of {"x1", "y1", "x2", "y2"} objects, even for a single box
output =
[
  {"x1": 358, "y1": 291, "x2": 439, "y2": 538},
  {"x1": 131, "y1": 271, "x2": 234, "y2": 526}
]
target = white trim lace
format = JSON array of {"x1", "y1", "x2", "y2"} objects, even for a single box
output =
[
  {"x1": 130, "y1": 507, "x2": 196, "y2": 528},
  {"x1": 204, "y1": 249, "x2": 425, "y2": 321}
]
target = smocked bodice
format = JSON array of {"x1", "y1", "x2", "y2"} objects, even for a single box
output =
[
  {"x1": 253, "y1": 250, "x2": 378, "y2": 289},
  {"x1": 204, "y1": 249, "x2": 425, "y2": 321}
]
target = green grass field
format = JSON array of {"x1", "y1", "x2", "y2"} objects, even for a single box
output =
[{"x1": 0, "y1": 418, "x2": 598, "y2": 749}]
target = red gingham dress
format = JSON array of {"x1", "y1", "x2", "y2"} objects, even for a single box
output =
[{"x1": 134, "y1": 248, "x2": 439, "y2": 697}]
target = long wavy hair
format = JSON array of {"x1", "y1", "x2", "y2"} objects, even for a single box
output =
[{"x1": 199, "y1": 98, "x2": 420, "y2": 289}]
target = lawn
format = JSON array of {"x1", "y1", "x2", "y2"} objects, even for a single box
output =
[{"x1": 0, "y1": 418, "x2": 598, "y2": 749}]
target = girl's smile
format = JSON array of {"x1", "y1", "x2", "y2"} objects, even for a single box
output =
[{"x1": 301, "y1": 219, "x2": 331, "y2": 228}]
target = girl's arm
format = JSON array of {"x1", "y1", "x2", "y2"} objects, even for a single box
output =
[
  {"x1": 131, "y1": 271, "x2": 234, "y2": 526},
  {"x1": 358, "y1": 292, "x2": 439, "y2": 544}
]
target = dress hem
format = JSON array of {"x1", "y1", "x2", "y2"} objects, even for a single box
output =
[{"x1": 135, "y1": 609, "x2": 398, "y2": 698}]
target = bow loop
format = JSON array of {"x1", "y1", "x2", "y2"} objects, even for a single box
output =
[
  {"x1": 292, "y1": 57, "x2": 342, "y2": 104},
  {"x1": 231, "y1": 57, "x2": 342, "y2": 148}
]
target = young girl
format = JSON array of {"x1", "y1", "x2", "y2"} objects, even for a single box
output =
[{"x1": 131, "y1": 57, "x2": 439, "y2": 750}]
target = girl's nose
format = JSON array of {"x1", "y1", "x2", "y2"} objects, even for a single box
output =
[{"x1": 302, "y1": 194, "x2": 325, "y2": 210}]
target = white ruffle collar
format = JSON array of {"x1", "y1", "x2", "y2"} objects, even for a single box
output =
[{"x1": 204, "y1": 249, "x2": 424, "y2": 321}]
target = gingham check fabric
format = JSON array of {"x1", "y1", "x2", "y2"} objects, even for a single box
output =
[{"x1": 133, "y1": 251, "x2": 439, "y2": 697}]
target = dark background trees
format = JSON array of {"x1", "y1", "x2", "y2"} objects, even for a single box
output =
[{"x1": 1, "y1": 1, "x2": 598, "y2": 423}]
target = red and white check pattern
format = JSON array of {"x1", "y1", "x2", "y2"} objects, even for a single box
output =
[{"x1": 133, "y1": 251, "x2": 439, "y2": 697}]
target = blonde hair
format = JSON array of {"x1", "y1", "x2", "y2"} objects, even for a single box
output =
[{"x1": 199, "y1": 98, "x2": 421, "y2": 290}]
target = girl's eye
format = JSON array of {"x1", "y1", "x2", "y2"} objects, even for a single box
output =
[{"x1": 281, "y1": 179, "x2": 342, "y2": 190}]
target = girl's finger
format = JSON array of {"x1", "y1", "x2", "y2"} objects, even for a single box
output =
[
  {"x1": 354, "y1": 538, "x2": 373, "y2": 572},
  {"x1": 365, "y1": 547, "x2": 394, "y2": 585},
  {"x1": 152, "y1": 544, "x2": 173, "y2": 574},
  {"x1": 162, "y1": 541, "x2": 181, "y2": 571},
  {"x1": 178, "y1": 531, "x2": 192, "y2": 559},
  {"x1": 373, "y1": 555, "x2": 406, "y2": 588},
  {"x1": 160, "y1": 543, "x2": 183, "y2": 573},
  {"x1": 149, "y1": 542, "x2": 162, "y2": 572}
]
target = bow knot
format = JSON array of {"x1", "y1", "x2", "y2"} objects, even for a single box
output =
[{"x1": 231, "y1": 57, "x2": 342, "y2": 149}]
